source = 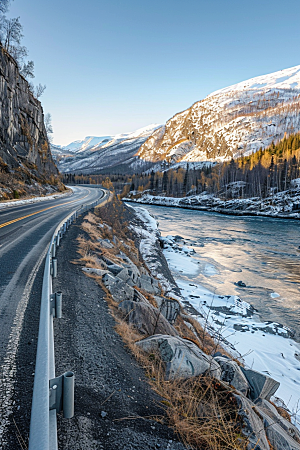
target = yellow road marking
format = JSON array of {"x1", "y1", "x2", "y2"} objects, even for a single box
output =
[{"x1": 0, "y1": 193, "x2": 90, "y2": 229}]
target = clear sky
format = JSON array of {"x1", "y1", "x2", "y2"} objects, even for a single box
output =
[{"x1": 7, "y1": 0, "x2": 300, "y2": 145}]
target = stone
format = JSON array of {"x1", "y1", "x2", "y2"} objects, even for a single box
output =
[
  {"x1": 82, "y1": 267, "x2": 108, "y2": 276},
  {"x1": 133, "y1": 289, "x2": 151, "y2": 305},
  {"x1": 139, "y1": 278, "x2": 156, "y2": 294},
  {"x1": 241, "y1": 367, "x2": 280, "y2": 401},
  {"x1": 234, "y1": 394, "x2": 270, "y2": 450},
  {"x1": 155, "y1": 297, "x2": 180, "y2": 324},
  {"x1": 255, "y1": 399, "x2": 300, "y2": 450},
  {"x1": 106, "y1": 263, "x2": 123, "y2": 276},
  {"x1": 214, "y1": 356, "x2": 249, "y2": 395},
  {"x1": 116, "y1": 268, "x2": 130, "y2": 282},
  {"x1": 118, "y1": 301, "x2": 178, "y2": 337},
  {"x1": 138, "y1": 274, "x2": 160, "y2": 295},
  {"x1": 102, "y1": 273, "x2": 134, "y2": 303},
  {"x1": 136, "y1": 334, "x2": 221, "y2": 380}
]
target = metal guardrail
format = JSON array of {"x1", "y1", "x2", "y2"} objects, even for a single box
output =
[{"x1": 28, "y1": 192, "x2": 106, "y2": 450}]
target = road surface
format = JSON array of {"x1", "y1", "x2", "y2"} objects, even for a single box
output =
[{"x1": 0, "y1": 185, "x2": 104, "y2": 448}]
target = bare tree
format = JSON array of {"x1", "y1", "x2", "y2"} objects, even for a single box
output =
[
  {"x1": 44, "y1": 113, "x2": 53, "y2": 142},
  {"x1": 20, "y1": 60, "x2": 34, "y2": 78},
  {"x1": 35, "y1": 83, "x2": 46, "y2": 98},
  {"x1": 1, "y1": 16, "x2": 22, "y2": 51}
]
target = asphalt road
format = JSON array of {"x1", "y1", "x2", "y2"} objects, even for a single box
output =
[{"x1": 0, "y1": 185, "x2": 104, "y2": 448}]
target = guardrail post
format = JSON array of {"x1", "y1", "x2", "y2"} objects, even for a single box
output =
[
  {"x1": 55, "y1": 291, "x2": 62, "y2": 318},
  {"x1": 51, "y1": 239, "x2": 56, "y2": 258},
  {"x1": 50, "y1": 292, "x2": 62, "y2": 318},
  {"x1": 56, "y1": 233, "x2": 60, "y2": 247},
  {"x1": 49, "y1": 371, "x2": 75, "y2": 418},
  {"x1": 63, "y1": 372, "x2": 75, "y2": 418},
  {"x1": 52, "y1": 258, "x2": 57, "y2": 278}
]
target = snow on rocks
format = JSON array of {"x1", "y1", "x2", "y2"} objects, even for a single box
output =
[
  {"x1": 128, "y1": 205, "x2": 179, "y2": 294},
  {"x1": 126, "y1": 186, "x2": 300, "y2": 219}
]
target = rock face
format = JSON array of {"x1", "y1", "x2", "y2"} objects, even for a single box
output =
[
  {"x1": 0, "y1": 45, "x2": 58, "y2": 187},
  {"x1": 137, "y1": 65, "x2": 300, "y2": 164}
]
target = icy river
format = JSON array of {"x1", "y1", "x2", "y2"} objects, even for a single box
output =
[{"x1": 130, "y1": 203, "x2": 300, "y2": 420}]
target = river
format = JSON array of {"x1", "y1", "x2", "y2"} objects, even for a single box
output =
[{"x1": 136, "y1": 204, "x2": 300, "y2": 342}]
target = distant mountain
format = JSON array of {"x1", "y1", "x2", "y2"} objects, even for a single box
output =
[
  {"x1": 138, "y1": 65, "x2": 300, "y2": 164},
  {"x1": 53, "y1": 124, "x2": 162, "y2": 174},
  {"x1": 54, "y1": 65, "x2": 300, "y2": 176}
]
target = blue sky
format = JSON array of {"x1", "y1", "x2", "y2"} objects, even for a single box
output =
[{"x1": 7, "y1": 0, "x2": 300, "y2": 145}]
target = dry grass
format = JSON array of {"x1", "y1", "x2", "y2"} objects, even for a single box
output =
[
  {"x1": 77, "y1": 211, "x2": 251, "y2": 449},
  {"x1": 113, "y1": 317, "x2": 246, "y2": 449}
]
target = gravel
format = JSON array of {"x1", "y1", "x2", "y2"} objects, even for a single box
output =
[{"x1": 53, "y1": 217, "x2": 188, "y2": 450}]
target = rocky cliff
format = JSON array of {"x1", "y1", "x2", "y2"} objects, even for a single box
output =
[
  {"x1": 137, "y1": 65, "x2": 300, "y2": 165},
  {"x1": 0, "y1": 44, "x2": 59, "y2": 199}
]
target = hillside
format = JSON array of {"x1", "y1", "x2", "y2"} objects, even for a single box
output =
[
  {"x1": 137, "y1": 65, "x2": 300, "y2": 164},
  {"x1": 0, "y1": 45, "x2": 60, "y2": 199},
  {"x1": 54, "y1": 124, "x2": 162, "y2": 175}
]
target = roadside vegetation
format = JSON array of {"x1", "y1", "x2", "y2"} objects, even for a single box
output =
[{"x1": 76, "y1": 199, "x2": 250, "y2": 449}]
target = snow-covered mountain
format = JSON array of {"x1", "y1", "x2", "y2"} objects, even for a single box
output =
[
  {"x1": 138, "y1": 65, "x2": 300, "y2": 164},
  {"x1": 54, "y1": 124, "x2": 162, "y2": 174}
]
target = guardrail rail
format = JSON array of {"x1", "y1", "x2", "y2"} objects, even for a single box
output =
[{"x1": 28, "y1": 192, "x2": 106, "y2": 450}]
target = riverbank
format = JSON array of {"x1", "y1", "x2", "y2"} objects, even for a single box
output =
[
  {"x1": 129, "y1": 202, "x2": 300, "y2": 426},
  {"x1": 124, "y1": 189, "x2": 300, "y2": 220}
]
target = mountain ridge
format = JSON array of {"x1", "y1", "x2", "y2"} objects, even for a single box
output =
[
  {"x1": 137, "y1": 64, "x2": 300, "y2": 165},
  {"x1": 54, "y1": 124, "x2": 162, "y2": 174}
]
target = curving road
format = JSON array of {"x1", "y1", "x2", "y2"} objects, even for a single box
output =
[{"x1": 0, "y1": 185, "x2": 104, "y2": 447}]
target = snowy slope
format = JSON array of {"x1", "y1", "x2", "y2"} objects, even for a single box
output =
[
  {"x1": 138, "y1": 65, "x2": 300, "y2": 163},
  {"x1": 54, "y1": 124, "x2": 162, "y2": 174},
  {"x1": 64, "y1": 136, "x2": 112, "y2": 153}
]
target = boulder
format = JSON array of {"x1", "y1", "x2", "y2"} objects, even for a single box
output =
[
  {"x1": 155, "y1": 297, "x2": 180, "y2": 324},
  {"x1": 234, "y1": 394, "x2": 270, "y2": 450},
  {"x1": 255, "y1": 399, "x2": 300, "y2": 450},
  {"x1": 241, "y1": 367, "x2": 280, "y2": 401},
  {"x1": 102, "y1": 273, "x2": 134, "y2": 303},
  {"x1": 116, "y1": 268, "x2": 130, "y2": 282},
  {"x1": 117, "y1": 252, "x2": 141, "y2": 283},
  {"x1": 137, "y1": 274, "x2": 160, "y2": 295},
  {"x1": 107, "y1": 263, "x2": 124, "y2": 276},
  {"x1": 82, "y1": 267, "x2": 108, "y2": 276},
  {"x1": 136, "y1": 334, "x2": 221, "y2": 380},
  {"x1": 118, "y1": 301, "x2": 178, "y2": 337},
  {"x1": 214, "y1": 356, "x2": 249, "y2": 395},
  {"x1": 133, "y1": 289, "x2": 151, "y2": 306}
]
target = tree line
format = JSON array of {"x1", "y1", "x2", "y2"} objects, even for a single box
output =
[{"x1": 62, "y1": 132, "x2": 300, "y2": 200}]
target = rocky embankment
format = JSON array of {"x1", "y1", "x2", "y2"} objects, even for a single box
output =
[
  {"x1": 74, "y1": 201, "x2": 300, "y2": 450},
  {"x1": 125, "y1": 187, "x2": 300, "y2": 219},
  {"x1": 0, "y1": 45, "x2": 61, "y2": 199}
]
